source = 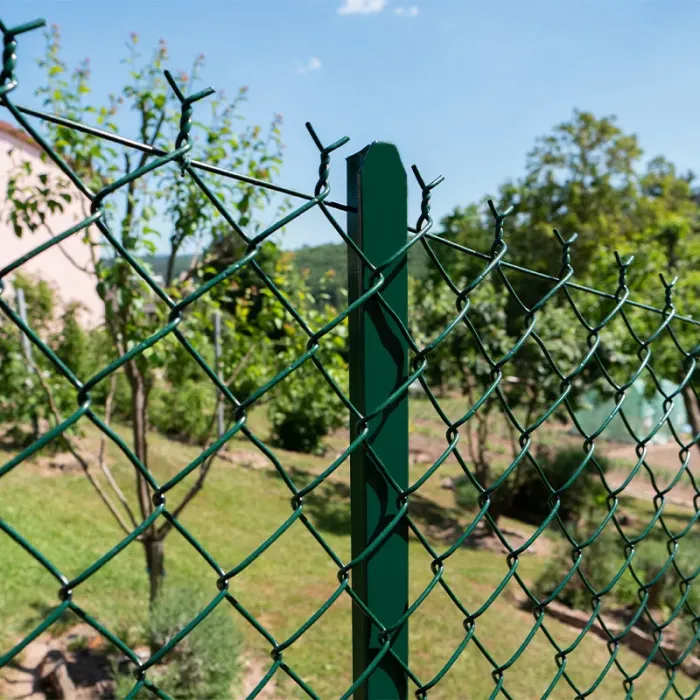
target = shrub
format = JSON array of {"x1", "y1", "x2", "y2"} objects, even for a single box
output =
[
  {"x1": 454, "y1": 477, "x2": 481, "y2": 511},
  {"x1": 266, "y1": 291, "x2": 348, "y2": 454},
  {"x1": 0, "y1": 276, "x2": 92, "y2": 448},
  {"x1": 114, "y1": 586, "x2": 242, "y2": 699},
  {"x1": 268, "y1": 361, "x2": 346, "y2": 454},
  {"x1": 54, "y1": 302, "x2": 93, "y2": 378},
  {"x1": 149, "y1": 380, "x2": 217, "y2": 444},
  {"x1": 505, "y1": 446, "x2": 611, "y2": 526},
  {"x1": 535, "y1": 526, "x2": 699, "y2": 649},
  {"x1": 535, "y1": 529, "x2": 640, "y2": 611},
  {"x1": 453, "y1": 445, "x2": 611, "y2": 532},
  {"x1": 454, "y1": 476, "x2": 508, "y2": 512}
]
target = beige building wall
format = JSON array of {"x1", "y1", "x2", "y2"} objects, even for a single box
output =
[{"x1": 0, "y1": 120, "x2": 102, "y2": 323}]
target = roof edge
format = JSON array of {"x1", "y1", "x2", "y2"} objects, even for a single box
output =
[{"x1": 0, "y1": 120, "x2": 40, "y2": 151}]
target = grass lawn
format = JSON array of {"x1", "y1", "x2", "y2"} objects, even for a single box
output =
[{"x1": 0, "y1": 399, "x2": 697, "y2": 699}]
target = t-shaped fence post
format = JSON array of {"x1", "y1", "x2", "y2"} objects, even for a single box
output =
[{"x1": 347, "y1": 142, "x2": 409, "y2": 699}]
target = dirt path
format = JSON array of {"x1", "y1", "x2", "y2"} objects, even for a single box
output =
[{"x1": 0, "y1": 628, "x2": 279, "y2": 700}]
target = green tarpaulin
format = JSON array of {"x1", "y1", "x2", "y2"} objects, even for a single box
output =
[{"x1": 573, "y1": 379, "x2": 691, "y2": 445}]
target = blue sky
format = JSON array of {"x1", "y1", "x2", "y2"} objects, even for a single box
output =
[{"x1": 3, "y1": 0, "x2": 700, "y2": 250}]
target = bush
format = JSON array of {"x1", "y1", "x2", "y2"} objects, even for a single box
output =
[
  {"x1": 454, "y1": 476, "x2": 510, "y2": 513},
  {"x1": 149, "y1": 380, "x2": 217, "y2": 444},
  {"x1": 454, "y1": 477, "x2": 481, "y2": 511},
  {"x1": 535, "y1": 527, "x2": 699, "y2": 647},
  {"x1": 266, "y1": 294, "x2": 348, "y2": 454},
  {"x1": 535, "y1": 529, "x2": 640, "y2": 611},
  {"x1": 268, "y1": 361, "x2": 345, "y2": 454},
  {"x1": 505, "y1": 446, "x2": 611, "y2": 526},
  {"x1": 114, "y1": 586, "x2": 242, "y2": 699},
  {"x1": 453, "y1": 445, "x2": 609, "y2": 524},
  {"x1": 0, "y1": 275, "x2": 93, "y2": 448},
  {"x1": 54, "y1": 302, "x2": 94, "y2": 378}
]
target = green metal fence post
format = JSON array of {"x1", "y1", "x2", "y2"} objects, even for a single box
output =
[{"x1": 347, "y1": 142, "x2": 409, "y2": 700}]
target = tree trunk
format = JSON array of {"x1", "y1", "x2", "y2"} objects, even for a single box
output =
[
  {"x1": 647, "y1": 568, "x2": 665, "y2": 611},
  {"x1": 143, "y1": 536, "x2": 165, "y2": 607},
  {"x1": 130, "y1": 370, "x2": 149, "y2": 473},
  {"x1": 127, "y1": 366, "x2": 166, "y2": 609},
  {"x1": 682, "y1": 385, "x2": 700, "y2": 456},
  {"x1": 475, "y1": 413, "x2": 490, "y2": 485},
  {"x1": 128, "y1": 368, "x2": 153, "y2": 525}
]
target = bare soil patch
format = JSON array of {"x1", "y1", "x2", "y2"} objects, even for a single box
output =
[{"x1": 0, "y1": 624, "x2": 278, "y2": 700}]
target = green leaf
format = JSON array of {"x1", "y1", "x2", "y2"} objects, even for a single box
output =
[{"x1": 142, "y1": 239, "x2": 157, "y2": 255}]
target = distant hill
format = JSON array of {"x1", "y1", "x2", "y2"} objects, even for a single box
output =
[
  {"x1": 142, "y1": 240, "x2": 430, "y2": 307},
  {"x1": 146, "y1": 254, "x2": 192, "y2": 280},
  {"x1": 292, "y1": 241, "x2": 429, "y2": 306},
  {"x1": 293, "y1": 241, "x2": 429, "y2": 280}
]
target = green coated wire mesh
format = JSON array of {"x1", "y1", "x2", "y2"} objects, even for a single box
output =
[{"x1": 1, "y1": 15, "x2": 699, "y2": 700}]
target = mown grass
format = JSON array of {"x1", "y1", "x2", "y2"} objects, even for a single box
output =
[{"x1": 0, "y1": 399, "x2": 696, "y2": 699}]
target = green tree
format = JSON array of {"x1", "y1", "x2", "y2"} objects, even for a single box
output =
[
  {"x1": 422, "y1": 110, "x2": 700, "y2": 519},
  {"x1": 415, "y1": 204, "x2": 583, "y2": 511},
  {"x1": 410, "y1": 274, "x2": 507, "y2": 484},
  {"x1": 5, "y1": 25, "x2": 284, "y2": 604},
  {"x1": 0, "y1": 274, "x2": 74, "y2": 446},
  {"x1": 266, "y1": 272, "x2": 348, "y2": 455},
  {"x1": 634, "y1": 157, "x2": 700, "y2": 449},
  {"x1": 496, "y1": 110, "x2": 642, "y2": 293}
]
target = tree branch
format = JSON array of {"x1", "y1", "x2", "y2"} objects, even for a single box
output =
[
  {"x1": 156, "y1": 451, "x2": 215, "y2": 539},
  {"x1": 98, "y1": 373, "x2": 140, "y2": 531},
  {"x1": 156, "y1": 338, "x2": 262, "y2": 539},
  {"x1": 30, "y1": 359, "x2": 133, "y2": 536},
  {"x1": 40, "y1": 219, "x2": 95, "y2": 275},
  {"x1": 140, "y1": 108, "x2": 167, "y2": 169}
]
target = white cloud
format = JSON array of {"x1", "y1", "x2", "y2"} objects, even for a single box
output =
[
  {"x1": 394, "y1": 5, "x2": 419, "y2": 16},
  {"x1": 337, "y1": 0, "x2": 386, "y2": 15},
  {"x1": 297, "y1": 56, "x2": 322, "y2": 74}
]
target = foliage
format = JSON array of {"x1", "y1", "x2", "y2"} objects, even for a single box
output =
[
  {"x1": 453, "y1": 445, "x2": 610, "y2": 527},
  {"x1": 113, "y1": 586, "x2": 242, "y2": 699},
  {"x1": 504, "y1": 446, "x2": 610, "y2": 526},
  {"x1": 5, "y1": 23, "x2": 286, "y2": 604},
  {"x1": 268, "y1": 364, "x2": 343, "y2": 454},
  {"x1": 200, "y1": 239, "x2": 284, "y2": 323},
  {"x1": 292, "y1": 241, "x2": 431, "y2": 311},
  {"x1": 0, "y1": 274, "x2": 87, "y2": 448},
  {"x1": 54, "y1": 302, "x2": 94, "y2": 378},
  {"x1": 437, "y1": 110, "x2": 700, "y2": 381},
  {"x1": 431, "y1": 108, "x2": 700, "y2": 335},
  {"x1": 149, "y1": 379, "x2": 217, "y2": 444},
  {"x1": 415, "y1": 109, "x2": 700, "y2": 501},
  {"x1": 453, "y1": 477, "x2": 482, "y2": 511},
  {"x1": 141, "y1": 241, "x2": 431, "y2": 315},
  {"x1": 415, "y1": 280, "x2": 497, "y2": 490},
  {"x1": 535, "y1": 526, "x2": 699, "y2": 646},
  {"x1": 267, "y1": 278, "x2": 348, "y2": 454},
  {"x1": 493, "y1": 111, "x2": 644, "y2": 296}
]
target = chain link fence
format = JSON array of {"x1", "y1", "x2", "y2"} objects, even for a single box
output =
[{"x1": 1, "y1": 16, "x2": 698, "y2": 699}]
